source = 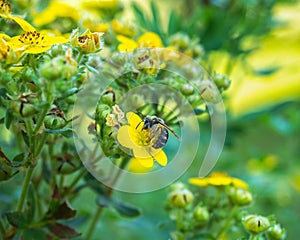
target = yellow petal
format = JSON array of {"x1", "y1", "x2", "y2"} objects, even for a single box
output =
[
  {"x1": 128, "y1": 157, "x2": 153, "y2": 173},
  {"x1": 23, "y1": 46, "x2": 51, "y2": 54},
  {"x1": 116, "y1": 35, "x2": 138, "y2": 51},
  {"x1": 135, "y1": 157, "x2": 154, "y2": 168},
  {"x1": 11, "y1": 16, "x2": 36, "y2": 32},
  {"x1": 117, "y1": 125, "x2": 136, "y2": 149},
  {"x1": 153, "y1": 150, "x2": 167, "y2": 166},
  {"x1": 43, "y1": 35, "x2": 69, "y2": 45},
  {"x1": 137, "y1": 32, "x2": 163, "y2": 48},
  {"x1": 189, "y1": 178, "x2": 209, "y2": 187},
  {"x1": 126, "y1": 112, "x2": 142, "y2": 129},
  {"x1": 132, "y1": 146, "x2": 152, "y2": 159},
  {"x1": 232, "y1": 178, "x2": 248, "y2": 189}
]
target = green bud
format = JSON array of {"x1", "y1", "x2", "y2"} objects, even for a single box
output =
[
  {"x1": 193, "y1": 44, "x2": 205, "y2": 58},
  {"x1": 193, "y1": 205, "x2": 210, "y2": 225},
  {"x1": 181, "y1": 83, "x2": 194, "y2": 96},
  {"x1": 171, "y1": 33, "x2": 190, "y2": 50},
  {"x1": 10, "y1": 101, "x2": 37, "y2": 118},
  {"x1": 168, "y1": 189, "x2": 194, "y2": 208},
  {"x1": 212, "y1": 73, "x2": 231, "y2": 91},
  {"x1": 267, "y1": 224, "x2": 286, "y2": 240},
  {"x1": 227, "y1": 187, "x2": 253, "y2": 206},
  {"x1": 101, "y1": 92, "x2": 115, "y2": 105},
  {"x1": 199, "y1": 80, "x2": 221, "y2": 103},
  {"x1": 242, "y1": 215, "x2": 270, "y2": 234},
  {"x1": 44, "y1": 115, "x2": 66, "y2": 130},
  {"x1": 111, "y1": 52, "x2": 128, "y2": 66},
  {"x1": 168, "y1": 182, "x2": 186, "y2": 192}
]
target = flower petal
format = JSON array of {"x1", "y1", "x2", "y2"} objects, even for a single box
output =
[
  {"x1": 189, "y1": 178, "x2": 209, "y2": 187},
  {"x1": 117, "y1": 35, "x2": 138, "y2": 51},
  {"x1": 153, "y1": 150, "x2": 167, "y2": 166},
  {"x1": 11, "y1": 16, "x2": 36, "y2": 32},
  {"x1": 135, "y1": 157, "x2": 154, "y2": 168},
  {"x1": 128, "y1": 157, "x2": 153, "y2": 173},
  {"x1": 132, "y1": 146, "x2": 152, "y2": 159},
  {"x1": 117, "y1": 125, "x2": 136, "y2": 149},
  {"x1": 126, "y1": 112, "x2": 142, "y2": 129}
]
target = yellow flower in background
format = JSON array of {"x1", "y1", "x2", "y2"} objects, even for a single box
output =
[
  {"x1": 210, "y1": 2, "x2": 300, "y2": 116},
  {"x1": 0, "y1": 0, "x2": 35, "y2": 32},
  {"x1": 81, "y1": 0, "x2": 120, "y2": 11},
  {"x1": 82, "y1": 19, "x2": 110, "y2": 33},
  {"x1": 117, "y1": 112, "x2": 167, "y2": 171},
  {"x1": 8, "y1": 31, "x2": 68, "y2": 54},
  {"x1": 70, "y1": 29, "x2": 104, "y2": 53},
  {"x1": 0, "y1": 36, "x2": 24, "y2": 64},
  {"x1": 33, "y1": 1, "x2": 80, "y2": 26},
  {"x1": 117, "y1": 32, "x2": 163, "y2": 52},
  {"x1": 112, "y1": 19, "x2": 136, "y2": 37},
  {"x1": 189, "y1": 172, "x2": 248, "y2": 189}
]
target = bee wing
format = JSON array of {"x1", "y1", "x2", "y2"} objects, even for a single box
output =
[{"x1": 158, "y1": 122, "x2": 180, "y2": 140}]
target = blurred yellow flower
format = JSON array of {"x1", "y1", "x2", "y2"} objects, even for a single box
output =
[
  {"x1": 82, "y1": 19, "x2": 110, "y2": 33},
  {"x1": 189, "y1": 172, "x2": 248, "y2": 189},
  {"x1": 8, "y1": 31, "x2": 68, "y2": 54},
  {"x1": 33, "y1": 1, "x2": 80, "y2": 26},
  {"x1": 112, "y1": 19, "x2": 136, "y2": 37},
  {"x1": 0, "y1": 0, "x2": 35, "y2": 32},
  {"x1": 0, "y1": 36, "x2": 24, "y2": 64},
  {"x1": 117, "y1": 112, "x2": 167, "y2": 170},
  {"x1": 81, "y1": 0, "x2": 120, "y2": 11},
  {"x1": 117, "y1": 32, "x2": 163, "y2": 52}
]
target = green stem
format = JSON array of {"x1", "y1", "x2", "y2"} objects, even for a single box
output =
[
  {"x1": 17, "y1": 167, "x2": 35, "y2": 211},
  {"x1": 34, "y1": 133, "x2": 48, "y2": 157},
  {"x1": 249, "y1": 234, "x2": 258, "y2": 240},
  {"x1": 0, "y1": 218, "x2": 5, "y2": 236},
  {"x1": 86, "y1": 207, "x2": 103, "y2": 240},
  {"x1": 33, "y1": 104, "x2": 50, "y2": 134},
  {"x1": 76, "y1": 51, "x2": 84, "y2": 63},
  {"x1": 215, "y1": 205, "x2": 238, "y2": 239},
  {"x1": 62, "y1": 168, "x2": 87, "y2": 199}
]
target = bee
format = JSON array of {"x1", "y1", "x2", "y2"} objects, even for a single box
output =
[{"x1": 137, "y1": 116, "x2": 180, "y2": 149}]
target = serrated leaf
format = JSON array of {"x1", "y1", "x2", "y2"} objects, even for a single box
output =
[
  {"x1": 48, "y1": 223, "x2": 81, "y2": 239},
  {"x1": 96, "y1": 195, "x2": 111, "y2": 208},
  {"x1": 6, "y1": 211, "x2": 31, "y2": 228},
  {"x1": 112, "y1": 200, "x2": 141, "y2": 218}
]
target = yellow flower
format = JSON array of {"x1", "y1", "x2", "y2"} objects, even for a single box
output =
[
  {"x1": 189, "y1": 172, "x2": 248, "y2": 189},
  {"x1": 112, "y1": 19, "x2": 136, "y2": 37},
  {"x1": 33, "y1": 1, "x2": 80, "y2": 26},
  {"x1": 82, "y1": 19, "x2": 110, "y2": 33},
  {"x1": 8, "y1": 30, "x2": 68, "y2": 54},
  {"x1": 0, "y1": 0, "x2": 35, "y2": 32},
  {"x1": 70, "y1": 29, "x2": 104, "y2": 53},
  {"x1": 0, "y1": 36, "x2": 24, "y2": 63},
  {"x1": 117, "y1": 32, "x2": 163, "y2": 52},
  {"x1": 117, "y1": 112, "x2": 167, "y2": 170},
  {"x1": 81, "y1": 0, "x2": 120, "y2": 11}
]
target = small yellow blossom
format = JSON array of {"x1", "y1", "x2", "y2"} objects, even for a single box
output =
[
  {"x1": 8, "y1": 31, "x2": 68, "y2": 54},
  {"x1": 81, "y1": 0, "x2": 120, "y2": 11},
  {"x1": 189, "y1": 172, "x2": 248, "y2": 189},
  {"x1": 0, "y1": 36, "x2": 24, "y2": 64},
  {"x1": 33, "y1": 1, "x2": 80, "y2": 26},
  {"x1": 112, "y1": 19, "x2": 136, "y2": 37},
  {"x1": 117, "y1": 112, "x2": 167, "y2": 170},
  {"x1": 117, "y1": 32, "x2": 163, "y2": 52},
  {"x1": 82, "y1": 19, "x2": 110, "y2": 33},
  {"x1": 0, "y1": 0, "x2": 35, "y2": 32},
  {"x1": 70, "y1": 29, "x2": 104, "y2": 53}
]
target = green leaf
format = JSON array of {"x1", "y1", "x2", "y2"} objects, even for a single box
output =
[
  {"x1": 6, "y1": 211, "x2": 31, "y2": 228},
  {"x1": 12, "y1": 152, "x2": 25, "y2": 164},
  {"x1": 112, "y1": 200, "x2": 141, "y2": 218},
  {"x1": 45, "y1": 128, "x2": 77, "y2": 138},
  {"x1": 47, "y1": 223, "x2": 81, "y2": 239},
  {"x1": 22, "y1": 228, "x2": 46, "y2": 240},
  {"x1": 5, "y1": 109, "x2": 13, "y2": 129},
  {"x1": 150, "y1": 0, "x2": 161, "y2": 34},
  {"x1": 132, "y1": 3, "x2": 149, "y2": 30},
  {"x1": 96, "y1": 195, "x2": 111, "y2": 208}
]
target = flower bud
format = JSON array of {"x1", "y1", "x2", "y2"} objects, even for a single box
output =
[
  {"x1": 70, "y1": 28, "x2": 104, "y2": 53},
  {"x1": 168, "y1": 189, "x2": 194, "y2": 208},
  {"x1": 171, "y1": 33, "x2": 190, "y2": 50},
  {"x1": 212, "y1": 73, "x2": 231, "y2": 91},
  {"x1": 181, "y1": 83, "x2": 194, "y2": 96},
  {"x1": 267, "y1": 224, "x2": 286, "y2": 240},
  {"x1": 168, "y1": 182, "x2": 186, "y2": 192},
  {"x1": 193, "y1": 205, "x2": 209, "y2": 225},
  {"x1": 44, "y1": 115, "x2": 66, "y2": 130},
  {"x1": 227, "y1": 187, "x2": 253, "y2": 206},
  {"x1": 193, "y1": 44, "x2": 205, "y2": 58},
  {"x1": 10, "y1": 101, "x2": 37, "y2": 118},
  {"x1": 199, "y1": 79, "x2": 221, "y2": 103},
  {"x1": 242, "y1": 215, "x2": 270, "y2": 234}
]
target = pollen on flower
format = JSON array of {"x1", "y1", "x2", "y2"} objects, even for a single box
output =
[
  {"x1": 18, "y1": 31, "x2": 44, "y2": 46},
  {"x1": 0, "y1": 0, "x2": 12, "y2": 15}
]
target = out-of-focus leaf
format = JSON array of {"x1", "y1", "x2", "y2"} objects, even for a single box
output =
[
  {"x1": 12, "y1": 152, "x2": 25, "y2": 165},
  {"x1": 45, "y1": 128, "x2": 77, "y2": 138},
  {"x1": 150, "y1": 0, "x2": 161, "y2": 35},
  {"x1": 132, "y1": 3, "x2": 149, "y2": 30},
  {"x1": 27, "y1": 184, "x2": 36, "y2": 220},
  {"x1": 47, "y1": 223, "x2": 81, "y2": 239},
  {"x1": 96, "y1": 195, "x2": 111, "y2": 208},
  {"x1": 112, "y1": 200, "x2": 141, "y2": 218},
  {"x1": 22, "y1": 228, "x2": 46, "y2": 240},
  {"x1": 5, "y1": 109, "x2": 13, "y2": 129},
  {"x1": 83, "y1": 173, "x2": 105, "y2": 195},
  {"x1": 6, "y1": 211, "x2": 31, "y2": 228}
]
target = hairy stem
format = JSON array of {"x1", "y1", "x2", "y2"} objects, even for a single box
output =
[{"x1": 17, "y1": 167, "x2": 35, "y2": 211}]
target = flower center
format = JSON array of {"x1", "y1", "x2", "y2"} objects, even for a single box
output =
[
  {"x1": 18, "y1": 31, "x2": 45, "y2": 46},
  {"x1": 78, "y1": 35, "x2": 89, "y2": 44},
  {"x1": 137, "y1": 129, "x2": 151, "y2": 146},
  {"x1": 0, "y1": 0, "x2": 12, "y2": 15}
]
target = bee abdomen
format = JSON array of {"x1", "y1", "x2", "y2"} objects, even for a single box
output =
[{"x1": 152, "y1": 129, "x2": 168, "y2": 149}]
